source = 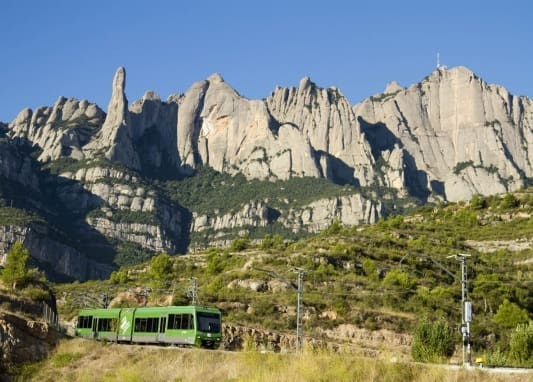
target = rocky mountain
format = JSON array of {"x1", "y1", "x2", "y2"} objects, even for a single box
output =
[{"x1": 0, "y1": 66, "x2": 531, "y2": 280}]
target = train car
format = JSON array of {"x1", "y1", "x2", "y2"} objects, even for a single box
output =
[
  {"x1": 76, "y1": 308, "x2": 121, "y2": 341},
  {"x1": 75, "y1": 305, "x2": 222, "y2": 349}
]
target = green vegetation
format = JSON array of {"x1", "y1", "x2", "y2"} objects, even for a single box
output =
[
  {"x1": 1, "y1": 241, "x2": 30, "y2": 290},
  {"x1": 157, "y1": 166, "x2": 363, "y2": 215},
  {"x1": 411, "y1": 317, "x2": 455, "y2": 363},
  {"x1": 509, "y1": 321, "x2": 533, "y2": 367},
  {"x1": 0, "y1": 206, "x2": 43, "y2": 225}
]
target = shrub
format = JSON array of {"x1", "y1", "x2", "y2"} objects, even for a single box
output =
[
  {"x1": 149, "y1": 253, "x2": 173, "y2": 284},
  {"x1": 109, "y1": 270, "x2": 129, "y2": 284},
  {"x1": 23, "y1": 287, "x2": 50, "y2": 302},
  {"x1": 499, "y1": 193, "x2": 519, "y2": 209},
  {"x1": 493, "y1": 299, "x2": 529, "y2": 329},
  {"x1": 230, "y1": 234, "x2": 250, "y2": 252},
  {"x1": 382, "y1": 269, "x2": 416, "y2": 290},
  {"x1": 509, "y1": 321, "x2": 533, "y2": 367},
  {"x1": 411, "y1": 316, "x2": 455, "y2": 363}
]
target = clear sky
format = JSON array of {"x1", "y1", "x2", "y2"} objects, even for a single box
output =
[{"x1": 1, "y1": 0, "x2": 531, "y2": 122}]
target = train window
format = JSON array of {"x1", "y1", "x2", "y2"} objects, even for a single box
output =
[
  {"x1": 77, "y1": 316, "x2": 93, "y2": 329},
  {"x1": 97, "y1": 318, "x2": 116, "y2": 332},
  {"x1": 167, "y1": 314, "x2": 194, "y2": 330},
  {"x1": 197, "y1": 312, "x2": 220, "y2": 333},
  {"x1": 134, "y1": 317, "x2": 159, "y2": 332}
]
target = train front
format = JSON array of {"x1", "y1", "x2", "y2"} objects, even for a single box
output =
[{"x1": 195, "y1": 307, "x2": 222, "y2": 349}]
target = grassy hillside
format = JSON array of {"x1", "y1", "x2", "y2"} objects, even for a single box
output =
[
  {"x1": 53, "y1": 188, "x2": 533, "y2": 368},
  {"x1": 18, "y1": 338, "x2": 531, "y2": 382}
]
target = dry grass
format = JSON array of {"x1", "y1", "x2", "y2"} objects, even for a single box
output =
[{"x1": 20, "y1": 338, "x2": 532, "y2": 382}]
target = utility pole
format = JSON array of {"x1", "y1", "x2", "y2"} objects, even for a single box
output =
[
  {"x1": 189, "y1": 277, "x2": 198, "y2": 306},
  {"x1": 293, "y1": 268, "x2": 305, "y2": 352},
  {"x1": 452, "y1": 254, "x2": 472, "y2": 367}
]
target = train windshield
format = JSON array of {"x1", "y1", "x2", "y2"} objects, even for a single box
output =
[{"x1": 197, "y1": 312, "x2": 221, "y2": 333}]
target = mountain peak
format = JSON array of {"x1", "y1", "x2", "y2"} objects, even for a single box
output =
[
  {"x1": 384, "y1": 81, "x2": 403, "y2": 94},
  {"x1": 208, "y1": 73, "x2": 224, "y2": 84}
]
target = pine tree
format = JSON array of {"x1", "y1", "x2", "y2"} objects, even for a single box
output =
[{"x1": 1, "y1": 241, "x2": 30, "y2": 290}]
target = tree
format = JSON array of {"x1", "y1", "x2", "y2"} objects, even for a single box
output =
[
  {"x1": 411, "y1": 316, "x2": 455, "y2": 363},
  {"x1": 493, "y1": 299, "x2": 529, "y2": 329},
  {"x1": 149, "y1": 253, "x2": 173, "y2": 283},
  {"x1": 1, "y1": 241, "x2": 30, "y2": 290}
]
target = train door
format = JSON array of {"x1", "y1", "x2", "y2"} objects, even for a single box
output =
[
  {"x1": 92, "y1": 317, "x2": 98, "y2": 339},
  {"x1": 158, "y1": 315, "x2": 167, "y2": 343}
]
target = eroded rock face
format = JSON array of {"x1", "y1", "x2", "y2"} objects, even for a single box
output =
[
  {"x1": 84, "y1": 67, "x2": 140, "y2": 169},
  {"x1": 176, "y1": 74, "x2": 322, "y2": 179},
  {"x1": 0, "y1": 311, "x2": 61, "y2": 375},
  {"x1": 354, "y1": 66, "x2": 533, "y2": 201},
  {"x1": 0, "y1": 225, "x2": 113, "y2": 281}
]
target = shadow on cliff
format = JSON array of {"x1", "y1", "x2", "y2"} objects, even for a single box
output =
[
  {"x1": 1, "y1": 138, "x2": 122, "y2": 281},
  {"x1": 358, "y1": 117, "x2": 431, "y2": 201}
]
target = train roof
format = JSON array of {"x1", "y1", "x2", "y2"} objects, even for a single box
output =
[{"x1": 77, "y1": 305, "x2": 221, "y2": 316}]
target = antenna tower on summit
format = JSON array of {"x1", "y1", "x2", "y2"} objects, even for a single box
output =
[{"x1": 437, "y1": 52, "x2": 440, "y2": 68}]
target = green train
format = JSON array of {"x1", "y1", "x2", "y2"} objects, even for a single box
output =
[{"x1": 75, "y1": 305, "x2": 222, "y2": 349}]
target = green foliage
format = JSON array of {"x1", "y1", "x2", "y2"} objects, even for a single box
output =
[
  {"x1": 22, "y1": 287, "x2": 50, "y2": 302},
  {"x1": 260, "y1": 234, "x2": 273, "y2": 250},
  {"x1": 382, "y1": 269, "x2": 416, "y2": 290},
  {"x1": 0, "y1": 206, "x2": 42, "y2": 225},
  {"x1": 109, "y1": 270, "x2": 129, "y2": 284},
  {"x1": 230, "y1": 234, "x2": 250, "y2": 252},
  {"x1": 453, "y1": 161, "x2": 474, "y2": 174},
  {"x1": 1, "y1": 241, "x2": 30, "y2": 290},
  {"x1": 469, "y1": 194, "x2": 487, "y2": 210},
  {"x1": 411, "y1": 317, "x2": 455, "y2": 363},
  {"x1": 149, "y1": 253, "x2": 173, "y2": 284},
  {"x1": 509, "y1": 321, "x2": 533, "y2": 367},
  {"x1": 114, "y1": 242, "x2": 155, "y2": 267},
  {"x1": 499, "y1": 193, "x2": 519, "y2": 209},
  {"x1": 484, "y1": 347, "x2": 509, "y2": 367},
  {"x1": 51, "y1": 352, "x2": 83, "y2": 368},
  {"x1": 159, "y1": 167, "x2": 362, "y2": 215},
  {"x1": 322, "y1": 219, "x2": 343, "y2": 235},
  {"x1": 362, "y1": 259, "x2": 378, "y2": 279},
  {"x1": 493, "y1": 299, "x2": 530, "y2": 329}
]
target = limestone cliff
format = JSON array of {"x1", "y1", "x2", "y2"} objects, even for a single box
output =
[{"x1": 354, "y1": 66, "x2": 533, "y2": 201}]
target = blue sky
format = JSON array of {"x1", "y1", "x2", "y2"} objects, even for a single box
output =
[{"x1": 1, "y1": 0, "x2": 531, "y2": 122}]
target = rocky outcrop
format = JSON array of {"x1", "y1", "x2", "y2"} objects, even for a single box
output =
[
  {"x1": 281, "y1": 194, "x2": 381, "y2": 232},
  {"x1": 0, "y1": 141, "x2": 40, "y2": 191},
  {"x1": 84, "y1": 67, "x2": 140, "y2": 169},
  {"x1": 192, "y1": 194, "x2": 381, "y2": 238},
  {"x1": 87, "y1": 218, "x2": 176, "y2": 254},
  {"x1": 8, "y1": 97, "x2": 105, "y2": 162},
  {"x1": 267, "y1": 77, "x2": 375, "y2": 185},
  {"x1": 130, "y1": 90, "x2": 179, "y2": 171},
  {"x1": 177, "y1": 73, "x2": 322, "y2": 180},
  {"x1": 355, "y1": 66, "x2": 533, "y2": 201},
  {"x1": 0, "y1": 225, "x2": 113, "y2": 281},
  {"x1": 0, "y1": 311, "x2": 61, "y2": 375}
]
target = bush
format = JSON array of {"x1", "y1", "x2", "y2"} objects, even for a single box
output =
[
  {"x1": 110, "y1": 270, "x2": 129, "y2": 284},
  {"x1": 509, "y1": 321, "x2": 533, "y2": 367},
  {"x1": 493, "y1": 299, "x2": 529, "y2": 329},
  {"x1": 23, "y1": 287, "x2": 50, "y2": 302},
  {"x1": 149, "y1": 253, "x2": 173, "y2": 284},
  {"x1": 411, "y1": 317, "x2": 455, "y2": 363}
]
